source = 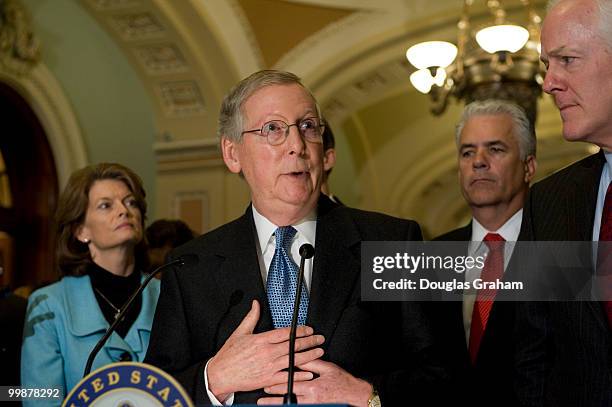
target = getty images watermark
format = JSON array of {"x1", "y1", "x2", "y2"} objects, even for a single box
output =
[{"x1": 361, "y1": 241, "x2": 612, "y2": 302}]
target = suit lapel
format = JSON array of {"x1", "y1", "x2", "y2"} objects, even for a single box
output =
[
  {"x1": 210, "y1": 206, "x2": 273, "y2": 337},
  {"x1": 568, "y1": 153, "x2": 608, "y2": 329},
  {"x1": 307, "y1": 196, "x2": 361, "y2": 343},
  {"x1": 567, "y1": 152, "x2": 604, "y2": 241},
  {"x1": 435, "y1": 224, "x2": 472, "y2": 352},
  {"x1": 452, "y1": 226, "x2": 471, "y2": 351}
]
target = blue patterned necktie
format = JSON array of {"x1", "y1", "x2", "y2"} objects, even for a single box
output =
[{"x1": 266, "y1": 226, "x2": 309, "y2": 328}]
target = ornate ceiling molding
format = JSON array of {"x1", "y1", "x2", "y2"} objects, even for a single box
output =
[
  {"x1": 153, "y1": 138, "x2": 223, "y2": 172},
  {"x1": 0, "y1": 0, "x2": 40, "y2": 76},
  {"x1": 79, "y1": 0, "x2": 241, "y2": 144}
]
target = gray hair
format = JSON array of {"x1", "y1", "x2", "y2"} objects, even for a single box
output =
[
  {"x1": 547, "y1": 0, "x2": 612, "y2": 49},
  {"x1": 455, "y1": 100, "x2": 536, "y2": 159},
  {"x1": 217, "y1": 70, "x2": 320, "y2": 143}
]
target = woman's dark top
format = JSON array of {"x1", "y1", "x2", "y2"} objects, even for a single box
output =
[{"x1": 88, "y1": 262, "x2": 142, "y2": 338}]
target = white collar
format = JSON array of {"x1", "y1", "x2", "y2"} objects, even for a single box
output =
[
  {"x1": 471, "y1": 208, "x2": 523, "y2": 242},
  {"x1": 604, "y1": 150, "x2": 612, "y2": 174},
  {"x1": 251, "y1": 205, "x2": 317, "y2": 255},
  {"x1": 468, "y1": 209, "x2": 522, "y2": 256}
]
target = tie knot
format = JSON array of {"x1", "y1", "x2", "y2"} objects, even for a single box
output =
[
  {"x1": 275, "y1": 226, "x2": 297, "y2": 251},
  {"x1": 484, "y1": 232, "x2": 505, "y2": 249}
]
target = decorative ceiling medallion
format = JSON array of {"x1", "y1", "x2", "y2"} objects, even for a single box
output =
[
  {"x1": 134, "y1": 44, "x2": 188, "y2": 74},
  {"x1": 0, "y1": 0, "x2": 41, "y2": 75},
  {"x1": 110, "y1": 12, "x2": 165, "y2": 40},
  {"x1": 87, "y1": 0, "x2": 140, "y2": 10},
  {"x1": 160, "y1": 81, "x2": 205, "y2": 116}
]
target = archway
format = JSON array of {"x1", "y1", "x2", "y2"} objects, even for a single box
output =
[{"x1": 0, "y1": 81, "x2": 58, "y2": 288}]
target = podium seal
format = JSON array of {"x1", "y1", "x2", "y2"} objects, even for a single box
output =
[{"x1": 63, "y1": 362, "x2": 193, "y2": 407}]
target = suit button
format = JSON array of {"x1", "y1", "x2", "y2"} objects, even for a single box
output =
[{"x1": 119, "y1": 352, "x2": 132, "y2": 361}]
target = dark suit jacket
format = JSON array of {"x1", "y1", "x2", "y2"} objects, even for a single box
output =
[
  {"x1": 145, "y1": 195, "x2": 447, "y2": 405},
  {"x1": 0, "y1": 289, "x2": 26, "y2": 386},
  {"x1": 431, "y1": 224, "x2": 518, "y2": 407},
  {"x1": 516, "y1": 151, "x2": 612, "y2": 407}
]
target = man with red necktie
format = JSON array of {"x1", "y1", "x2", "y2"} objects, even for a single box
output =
[
  {"x1": 515, "y1": 1, "x2": 612, "y2": 405},
  {"x1": 432, "y1": 99, "x2": 537, "y2": 406}
]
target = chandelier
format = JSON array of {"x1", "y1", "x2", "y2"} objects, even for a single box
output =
[{"x1": 406, "y1": 0, "x2": 544, "y2": 124}]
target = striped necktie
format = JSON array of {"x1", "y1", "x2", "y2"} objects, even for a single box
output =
[
  {"x1": 469, "y1": 232, "x2": 505, "y2": 364},
  {"x1": 266, "y1": 226, "x2": 309, "y2": 328}
]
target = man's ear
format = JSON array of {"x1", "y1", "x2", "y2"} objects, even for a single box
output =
[
  {"x1": 221, "y1": 136, "x2": 242, "y2": 174},
  {"x1": 323, "y1": 148, "x2": 336, "y2": 173},
  {"x1": 524, "y1": 155, "x2": 537, "y2": 183}
]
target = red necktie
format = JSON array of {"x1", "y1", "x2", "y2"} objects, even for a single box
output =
[
  {"x1": 597, "y1": 182, "x2": 612, "y2": 327},
  {"x1": 469, "y1": 232, "x2": 505, "y2": 364}
]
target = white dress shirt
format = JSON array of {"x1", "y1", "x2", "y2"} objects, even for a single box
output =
[
  {"x1": 252, "y1": 205, "x2": 316, "y2": 292},
  {"x1": 205, "y1": 205, "x2": 317, "y2": 405},
  {"x1": 463, "y1": 209, "x2": 522, "y2": 344}
]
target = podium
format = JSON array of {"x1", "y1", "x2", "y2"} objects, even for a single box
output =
[
  {"x1": 63, "y1": 362, "x2": 193, "y2": 407},
  {"x1": 63, "y1": 362, "x2": 349, "y2": 407}
]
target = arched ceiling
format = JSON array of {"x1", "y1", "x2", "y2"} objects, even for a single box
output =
[
  {"x1": 62, "y1": 0, "x2": 592, "y2": 236},
  {"x1": 20, "y1": 0, "x2": 157, "y2": 210}
]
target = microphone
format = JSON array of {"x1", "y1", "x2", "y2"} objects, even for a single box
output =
[
  {"x1": 284, "y1": 243, "x2": 315, "y2": 404},
  {"x1": 83, "y1": 254, "x2": 197, "y2": 377}
]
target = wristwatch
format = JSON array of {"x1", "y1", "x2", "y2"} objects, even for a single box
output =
[{"x1": 368, "y1": 389, "x2": 381, "y2": 407}]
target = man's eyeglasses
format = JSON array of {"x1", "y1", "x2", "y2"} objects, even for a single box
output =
[{"x1": 241, "y1": 117, "x2": 325, "y2": 146}]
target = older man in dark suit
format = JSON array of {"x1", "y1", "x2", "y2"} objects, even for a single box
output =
[
  {"x1": 432, "y1": 100, "x2": 536, "y2": 406},
  {"x1": 515, "y1": 0, "x2": 612, "y2": 405},
  {"x1": 145, "y1": 70, "x2": 445, "y2": 406}
]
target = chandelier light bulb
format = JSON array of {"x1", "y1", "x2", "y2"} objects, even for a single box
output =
[
  {"x1": 410, "y1": 69, "x2": 435, "y2": 94},
  {"x1": 406, "y1": 41, "x2": 458, "y2": 70},
  {"x1": 475, "y1": 24, "x2": 529, "y2": 53}
]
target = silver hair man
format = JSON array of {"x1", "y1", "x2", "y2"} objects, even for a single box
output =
[
  {"x1": 547, "y1": 0, "x2": 612, "y2": 47},
  {"x1": 455, "y1": 99, "x2": 536, "y2": 160}
]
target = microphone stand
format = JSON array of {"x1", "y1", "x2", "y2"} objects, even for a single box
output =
[
  {"x1": 83, "y1": 256, "x2": 189, "y2": 377},
  {"x1": 284, "y1": 244, "x2": 315, "y2": 404}
]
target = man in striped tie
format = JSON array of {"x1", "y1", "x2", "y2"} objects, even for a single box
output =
[{"x1": 146, "y1": 70, "x2": 446, "y2": 406}]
